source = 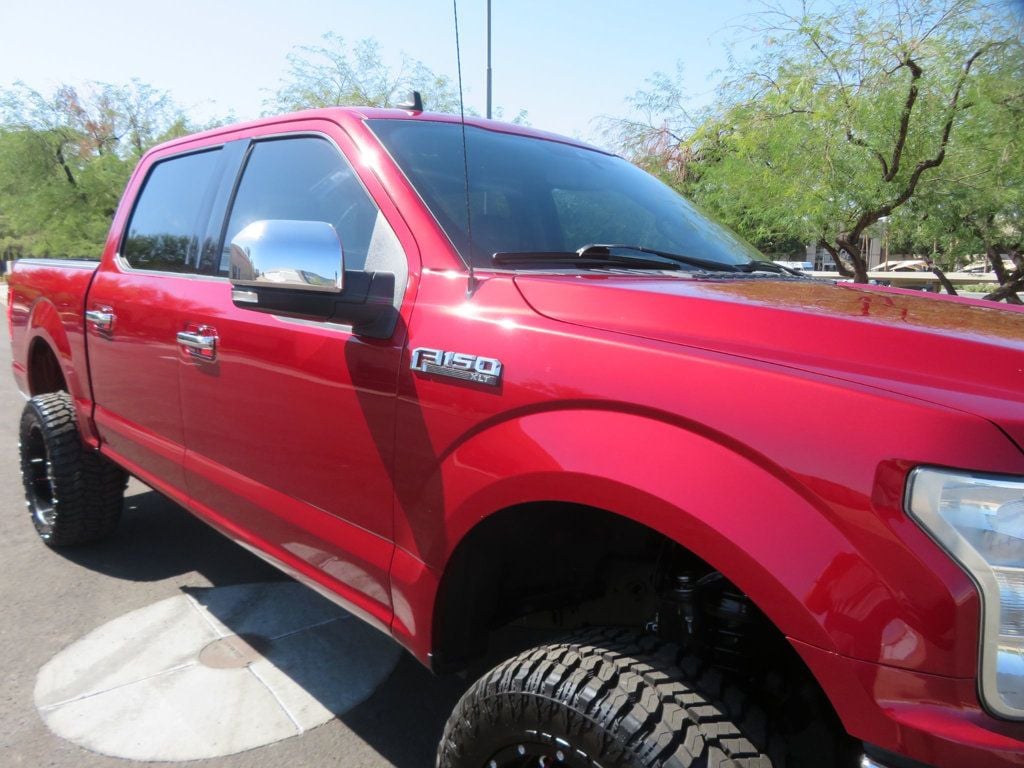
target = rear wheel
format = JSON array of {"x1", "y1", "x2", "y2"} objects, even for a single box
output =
[
  {"x1": 438, "y1": 629, "x2": 785, "y2": 768},
  {"x1": 19, "y1": 392, "x2": 126, "y2": 546}
]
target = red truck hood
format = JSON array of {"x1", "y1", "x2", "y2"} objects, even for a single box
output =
[{"x1": 514, "y1": 274, "x2": 1024, "y2": 452}]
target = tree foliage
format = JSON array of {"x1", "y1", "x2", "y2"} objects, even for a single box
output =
[
  {"x1": 608, "y1": 0, "x2": 1024, "y2": 300},
  {"x1": 270, "y1": 34, "x2": 464, "y2": 114},
  {"x1": 892, "y1": 32, "x2": 1024, "y2": 301},
  {"x1": 0, "y1": 36, "x2": 523, "y2": 262},
  {"x1": 0, "y1": 80, "x2": 196, "y2": 258}
]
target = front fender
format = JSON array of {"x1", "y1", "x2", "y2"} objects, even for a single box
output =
[{"x1": 391, "y1": 406, "x2": 976, "y2": 677}]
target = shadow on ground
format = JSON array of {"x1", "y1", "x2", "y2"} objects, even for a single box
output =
[
  {"x1": 56, "y1": 486, "x2": 283, "y2": 584},
  {"x1": 53, "y1": 485, "x2": 476, "y2": 768},
  {"x1": 338, "y1": 655, "x2": 469, "y2": 767}
]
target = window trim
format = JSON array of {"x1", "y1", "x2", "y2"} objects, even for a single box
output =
[{"x1": 195, "y1": 139, "x2": 251, "y2": 275}]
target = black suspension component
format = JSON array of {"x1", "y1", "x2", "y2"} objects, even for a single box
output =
[{"x1": 655, "y1": 570, "x2": 764, "y2": 674}]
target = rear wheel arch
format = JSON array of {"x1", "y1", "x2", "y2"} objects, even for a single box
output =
[
  {"x1": 24, "y1": 297, "x2": 74, "y2": 395},
  {"x1": 28, "y1": 336, "x2": 67, "y2": 394},
  {"x1": 24, "y1": 299, "x2": 98, "y2": 443}
]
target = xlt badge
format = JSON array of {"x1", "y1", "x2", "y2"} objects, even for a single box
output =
[{"x1": 411, "y1": 348, "x2": 503, "y2": 387}]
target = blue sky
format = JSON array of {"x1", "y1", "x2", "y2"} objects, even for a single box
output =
[{"x1": 1, "y1": 0, "x2": 778, "y2": 145}]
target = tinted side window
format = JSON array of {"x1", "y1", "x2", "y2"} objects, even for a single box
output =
[
  {"x1": 122, "y1": 149, "x2": 222, "y2": 272},
  {"x1": 221, "y1": 137, "x2": 381, "y2": 273}
]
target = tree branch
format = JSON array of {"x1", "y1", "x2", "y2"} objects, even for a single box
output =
[
  {"x1": 54, "y1": 144, "x2": 77, "y2": 187},
  {"x1": 884, "y1": 57, "x2": 922, "y2": 182},
  {"x1": 820, "y1": 240, "x2": 853, "y2": 278},
  {"x1": 970, "y1": 213, "x2": 1013, "y2": 284},
  {"x1": 835, "y1": 235, "x2": 869, "y2": 282},
  {"x1": 845, "y1": 43, "x2": 994, "y2": 243},
  {"x1": 924, "y1": 255, "x2": 958, "y2": 295},
  {"x1": 847, "y1": 130, "x2": 889, "y2": 176},
  {"x1": 984, "y1": 274, "x2": 1024, "y2": 302},
  {"x1": 983, "y1": 248, "x2": 1024, "y2": 303}
]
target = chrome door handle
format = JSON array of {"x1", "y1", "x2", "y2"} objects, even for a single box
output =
[
  {"x1": 85, "y1": 310, "x2": 114, "y2": 330},
  {"x1": 176, "y1": 331, "x2": 218, "y2": 359}
]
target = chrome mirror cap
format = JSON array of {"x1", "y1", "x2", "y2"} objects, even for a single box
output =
[{"x1": 228, "y1": 220, "x2": 344, "y2": 293}]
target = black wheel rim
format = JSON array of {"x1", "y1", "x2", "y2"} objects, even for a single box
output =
[
  {"x1": 23, "y1": 423, "x2": 56, "y2": 536},
  {"x1": 483, "y1": 733, "x2": 595, "y2": 768}
]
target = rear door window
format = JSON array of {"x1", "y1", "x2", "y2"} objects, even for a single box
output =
[{"x1": 122, "y1": 149, "x2": 222, "y2": 272}]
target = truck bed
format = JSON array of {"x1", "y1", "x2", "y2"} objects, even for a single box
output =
[{"x1": 8, "y1": 259, "x2": 100, "y2": 435}]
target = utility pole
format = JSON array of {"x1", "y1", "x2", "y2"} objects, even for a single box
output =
[{"x1": 486, "y1": 0, "x2": 492, "y2": 119}]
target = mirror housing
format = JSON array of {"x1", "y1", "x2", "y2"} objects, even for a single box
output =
[
  {"x1": 228, "y1": 219, "x2": 344, "y2": 293},
  {"x1": 227, "y1": 219, "x2": 398, "y2": 338}
]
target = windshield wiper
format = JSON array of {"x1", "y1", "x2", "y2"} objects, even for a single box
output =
[
  {"x1": 732, "y1": 259, "x2": 805, "y2": 276},
  {"x1": 493, "y1": 243, "x2": 738, "y2": 272},
  {"x1": 492, "y1": 249, "x2": 682, "y2": 271},
  {"x1": 580, "y1": 247, "x2": 807, "y2": 276},
  {"x1": 582, "y1": 244, "x2": 745, "y2": 272}
]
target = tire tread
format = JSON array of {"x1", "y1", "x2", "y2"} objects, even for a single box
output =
[
  {"x1": 19, "y1": 392, "x2": 126, "y2": 546},
  {"x1": 438, "y1": 628, "x2": 784, "y2": 768}
]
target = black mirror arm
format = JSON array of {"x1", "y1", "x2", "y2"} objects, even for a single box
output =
[{"x1": 231, "y1": 270, "x2": 398, "y2": 339}]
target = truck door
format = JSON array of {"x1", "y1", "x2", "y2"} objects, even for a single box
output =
[
  {"x1": 177, "y1": 127, "x2": 412, "y2": 628},
  {"x1": 87, "y1": 147, "x2": 231, "y2": 499}
]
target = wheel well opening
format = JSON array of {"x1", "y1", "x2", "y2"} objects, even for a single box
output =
[
  {"x1": 432, "y1": 502, "x2": 664, "y2": 670},
  {"x1": 28, "y1": 340, "x2": 67, "y2": 395},
  {"x1": 432, "y1": 501, "x2": 853, "y2": 756}
]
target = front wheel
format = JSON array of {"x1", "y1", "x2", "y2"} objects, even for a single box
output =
[
  {"x1": 19, "y1": 392, "x2": 127, "y2": 546},
  {"x1": 438, "y1": 629, "x2": 784, "y2": 768}
]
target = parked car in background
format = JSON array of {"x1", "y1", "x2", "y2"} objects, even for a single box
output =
[{"x1": 771, "y1": 260, "x2": 814, "y2": 273}]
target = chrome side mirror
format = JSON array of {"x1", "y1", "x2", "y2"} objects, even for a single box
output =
[{"x1": 228, "y1": 220, "x2": 344, "y2": 293}]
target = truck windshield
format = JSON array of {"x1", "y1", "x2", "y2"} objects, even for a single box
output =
[{"x1": 369, "y1": 119, "x2": 762, "y2": 270}]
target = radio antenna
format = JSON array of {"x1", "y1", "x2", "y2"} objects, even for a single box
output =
[{"x1": 452, "y1": 0, "x2": 478, "y2": 295}]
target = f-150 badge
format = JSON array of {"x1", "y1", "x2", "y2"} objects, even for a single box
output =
[{"x1": 410, "y1": 348, "x2": 503, "y2": 387}]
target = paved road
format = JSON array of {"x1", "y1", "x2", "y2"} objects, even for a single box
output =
[{"x1": 0, "y1": 291, "x2": 473, "y2": 767}]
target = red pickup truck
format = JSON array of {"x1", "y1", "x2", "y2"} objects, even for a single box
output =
[{"x1": 7, "y1": 107, "x2": 1024, "y2": 768}]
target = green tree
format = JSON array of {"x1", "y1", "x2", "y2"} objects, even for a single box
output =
[
  {"x1": 0, "y1": 80, "x2": 196, "y2": 258},
  {"x1": 889, "y1": 40, "x2": 1024, "y2": 301},
  {"x1": 608, "y1": 0, "x2": 1023, "y2": 300},
  {"x1": 270, "y1": 34, "x2": 464, "y2": 113}
]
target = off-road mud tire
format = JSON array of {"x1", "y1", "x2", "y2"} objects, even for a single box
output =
[
  {"x1": 437, "y1": 628, "x2": 795, "y2": 768},
  {"x1": 19, "y1": 392, "x2": 126, "y2": 546}
]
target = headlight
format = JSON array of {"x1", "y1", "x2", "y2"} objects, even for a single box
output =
[{"x1": 907, "y1": 467, "x2": 1024, "y2": 720}]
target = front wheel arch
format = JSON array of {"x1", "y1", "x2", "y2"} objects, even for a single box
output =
[{"x1": 424, "y1": 408, "x2": 848, "y2": 657}]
